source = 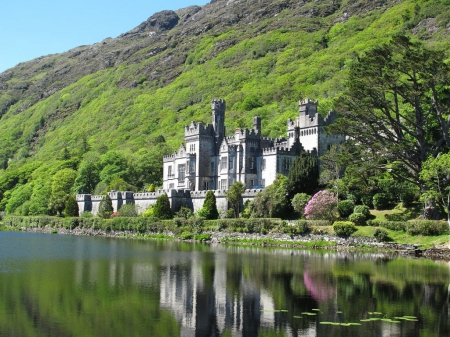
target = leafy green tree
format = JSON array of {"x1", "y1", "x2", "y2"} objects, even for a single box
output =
[
  {"x1": 291, "y1": 193, "x2": 311, "y2": 218},
  {"x1": 28, "y1": 179, "x2": 52, "y2": 215},
  {"x1": 48, "y1": 168, "x2": 77, "y2": 216},
  {"x1": 198, "y1": 190, "x2": 219, "y2": 219},
  {"x1": 98, "y1": 194, "x2": 114, "y2": 219},
  {"x1": 287, "y1": 152, "x2": 319, "y2": 197},
  {"x1": 319, "y1": 144, "x2": 348, "y2": 200},
  {"x1": 251, "y1": 174, "x2": 290, "y2": 218},
  {"x1": 153, "y1": 193, "x2": 172, "y2": 219},
  {"x1": 64, "y1": 196, "x2": 79, "y2": 217},
  {"x1": 332, "y1": 35, "x2": 450, "y2": 217},
  {"x1": 72, "y1": 158, "x2": 100, "y2": 194},
  {"x1": 5, "y1": 184, "x2": 32, "y2": 214},
  {"x1": 420, "y1": 153, "x2": 450, "y2": 226},
  {"x1": 226, "y1": 182, "x2": 245, "y2": 218}
]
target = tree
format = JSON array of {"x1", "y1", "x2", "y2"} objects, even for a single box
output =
[
  {"x1": 304, "y1": 190, "x2": 338, "y2": 223},
  {"x1": 118, "y1": 204, "x2": 138, "y2": 217},
  {"x1": 420, "y1": 153, "x2": 450, "y2": 227},
  {"x1": 251, "y1": 174, "x2": 290, "y2": 218},
  {"x1": 331, "y1": 35, "x2": 450, "y2": 217},
  {"x1": 5, "y1": 184, "x2": 32, "y2": 214},
  {"x1": 319, "y1": 144, "x2": 348, "y2": 200},
  {"x1": 64, "y1": 196, "x2": 79, "y2": 217},
  {"x1": 72, "y1": 157, "x2": 100, "y2": 194},
  {"x1": 153, "y1": 193, "x2": 172, "y2": 219},
  {"x1": 48, "y1": 168, "x2": 77, "y2": 216},
  {"x1": 226, "y1": 182, "x2": 245, "y2": 218},
  {"x1": 287, "y1": 152, "x2": 319, "y2": 196},
  {"x1": 291, "y1": 193, "x2": 311, "y2": 218},
  {"x1": 198, "y1": 190, "x2": 219, "y2": 219},
  {"x1": 98, "y1": 194, "x2": 114, "y2": 219}
]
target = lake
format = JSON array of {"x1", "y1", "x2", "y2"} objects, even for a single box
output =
[{"x1": 0, "y1": 231, "x2": 449, "y2": 337}]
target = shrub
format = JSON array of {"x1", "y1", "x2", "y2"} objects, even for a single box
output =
[
  {"x1": 338, "y1": 200, "x2": 355, "y2": 218},
  {"x1": 368, "y1": 220, "x2": 406, "y2": 231},
  {"x1": 305, "y1": 190, "x2": 338, "y2": 223},
  {"x1": 98, "y1": 195, "x2": 114, "y2": 219},
  {"x1": 118, "y1": 204, "x2": 138, "y2": 217},
  {"x1": 197, "y1": 191, "x2": 219, "y2": 219},
  {"x1": 153, "y1": 193, "x2": 172, "y2": 219},
  {"x1": 373, "y1": 228, "x2": 389, "y2": 242},
  {"x1": 64, "y1": 196, "x2": 79, "y2": 217},
  {"x1": 349, "y1": 213, "x2": 366, "y2": 226},
  {"x1": 295, "y1": 220, "x2": 310, "y2": 234},
  {"x1": 405, "y1": 220, "x2": 449, "y2": 236},
  {"x1": 354, "y1": 205, "x2": 370, "y2": 218},
  {"x1": 361, "y1": 195, "x2": 374, "y2": 208},
  {"x1": 333, "y1": 221, "x2": 357, "y2": 236},
  {"x1": 373, "y1": 193, "x2": 390, "y2": 210},
  {"x1": 175, "y1": 207, "x2": 194, "y2": 219},
  {"x1": 179, "y1": 231, "x2": 193, "y2": 240},
  {"x1": 291, "y1": 193, "x2": 311, "y2": 217}
]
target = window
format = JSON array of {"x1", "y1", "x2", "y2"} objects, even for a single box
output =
[
  {"x1": 178, "y1": 164, "x2": 185, "y2": 182},
  {"x1": 168, "y1": 166, "x2": 172, "y2": 177},
  {"x1": 221, "y1": 179, "x2": 227, "y2": 190},
  {"x1": 189, "y1": 159, "x2": 195, "y2": 173},
  {"x1": 261, "y1": 179, "x2": 265, "y2": 187},
  {"x1": 250, "y1": 179, "x2": 254, "y2": 188},
  {"x1": 283, "y1": 158, "x2": 291, "y2": 171},
  {"x1": 262, "y1": 159, "x2": 266, "y2": 170},
  {"x1": 204, "y1": 181, "x2": 209, "y2": 190},
  {"x1": 250, "y1": 146, "x2": 255, "y2": 153},
  {"x1": 229, "y1": 156, "x2": 233, "y2": 170},
  {"x1": 249, "y1": 157, "x2": 254, "y2": 169},
  {"x1": 189, "y1": 144, "x2": 196, "y2": 152},
  {"x1": 211, "y1": 162, "x2": 215, "y2": 175},
  {"x1": 221, "y1": 157, "x2": 227, "y2": 170},
  {"x1": 169, "y1": 183, "x2": 174, "y2": 189}
]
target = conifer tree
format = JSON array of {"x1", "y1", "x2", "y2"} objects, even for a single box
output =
[
  {"x1": 98, "y1": 194, "x2": 114, "y2": 219},
  {"x1": 199, "y1": 190, "x2": 219, "y2": 219},
  {"x1": 64, "y1": 196, "x2": 79, "y2": 217},
  {"x1": 287, "y1": 152, "x2": 319, "y2": 197},
  {"x1": 153, "y1": 193, "x2": 172, "y2": 219}
]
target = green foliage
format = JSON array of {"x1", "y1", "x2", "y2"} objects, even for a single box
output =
[
  {"x1": 64, "y1": 196, "x2": 79, "y2": 217},
  {"x1": 405, "y1": 220, "x2": 449, "y2": 236},
  {"x1": 348, "y1": 213, "x2": 366, "y2": 226},
  {"x1": 294, "y1": 220, "x2": 310, "y2": 234},
  {"x1": 251, "y1": 175, "x2": 290, "y2": 218},
  {"x1": 142, "y1": 205, "x2": 155, "y2": 218},
  {"x1": 98, "y1": 194, "x2": 114, "y2": 219},
  {"x1": 354, "y1": 205, "x2": 370, "y2": 218},
  {"x1": 5, "y1": 184, "x2": 32, "y2": 214},
  {"x1": 226, "y1": 182, "x2": 245, "y2": 218},
  {"x1": 373, "y1": 193, "x2": 390, "y2": 210},
  {"x1": 287, "y1": 152, "x2": 319, "y2": 196},
  {"x1": 153, "y1": 193, "x2": 172, "y2": 220},
  {"x1": 373, "y1": 228, "x2": 390, "y2": 242},
  {"x1": 338, "y1": 200, "x2": 355, "y2": 218},
  {"x1": 174, "y1": 207, "x2": 193, "y2": 219},
  {"x1": 291, "y1": 193, "x2": 311, "y2": 217},
  {"x1": 118, "y1": 203, "x2": 138, "y2": 217},
  {"x1": 333, "y1": 221, "x2": 357, "y2": 236},
  {"x1": 198, "y1": 191, "x2": 219, "y2": 220},
  {"x1": 48, "y1": 168, "x2": 77, "y2": 216}
]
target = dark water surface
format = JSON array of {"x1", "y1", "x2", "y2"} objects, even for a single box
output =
[{"x1": 0, "y1": 231, "x2": 449, "y2": 337}]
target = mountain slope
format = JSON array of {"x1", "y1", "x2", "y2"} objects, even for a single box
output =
[{"x1": 0, "y1": 0, "x2": 449, "y2": 213}]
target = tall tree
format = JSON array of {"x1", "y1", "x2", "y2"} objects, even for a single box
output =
[
  {"x1": 198, "y1": 190, "x2": 219, "y2": 219},
  {"x1": 98, "y1": 194, "x2": 114, "y2": 219},
  {"x1": 287, "y1": 152, "x2": 319, "y2": 197},
  {"x1": 48, "y1": 168, "x2": 77, "y2": 216},
  {"x1": 153, "y1": 193, "x2": 173, "y2": 219},
  {"x1": 226, "y1": 182, "x2": 245, "y2": 218},
  {"x1": 331, "y1": 35, "x2": 450, "y2": 216}
]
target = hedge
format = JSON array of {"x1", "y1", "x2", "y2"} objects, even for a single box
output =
[
  {"x1": 333, "y1": 221, "x2": 357, "y2": 236},
  {"x1": 368, "y1": 219, "x2": 449, "y2": 236}
]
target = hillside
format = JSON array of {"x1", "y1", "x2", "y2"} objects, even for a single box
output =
[{"x1": 0, "y1": 0, "x2": 449, "y2": 214}]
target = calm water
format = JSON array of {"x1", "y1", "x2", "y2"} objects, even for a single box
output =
[{"x1": 0, "y1": 232, "x2": 449, "y2": 337}]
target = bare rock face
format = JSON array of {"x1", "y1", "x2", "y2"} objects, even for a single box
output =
[{"x1": 122, "y1": 10, "x2": 180, "y2": 37}]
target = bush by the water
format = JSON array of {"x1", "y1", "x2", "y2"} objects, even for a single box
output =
[
  {"x1": 338, "y1": 200, "x2": 355, "y2": 218},
  {"x1": 333, "y1": 221, "x2": 357, "y2": 236},
  {"x1": 405, "y1": 220, "x2": 449, "y2": 236},
  {"x1": 373, "y1": 228, "x2": 390, "y2": 242},
  {"x1": 349, "y1": 212, "x2": 366, "y2": 226}
]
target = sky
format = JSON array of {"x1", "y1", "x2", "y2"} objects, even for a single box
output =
[{"x1": 0, "y1": 0, "x2": 210, "y2": 73}]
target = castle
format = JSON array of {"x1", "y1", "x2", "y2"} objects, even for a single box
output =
[
  {"x1": 77, "y1": 98, "x2": 344, "y2": 215},
  {"x1": 162, "y1": 98, "x2": 344, "y2": 191}
]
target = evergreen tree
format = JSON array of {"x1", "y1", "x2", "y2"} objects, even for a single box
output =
[
  {"x1": 199, "y1": 190, "x2": 219, "y2": 219},
  {"x1": 153, "y1": 193, "x2": 172, "y2": 219},
  {"x1": 287, "y1": 152, "x2": 319, "y2": 197},
  {"x1": 64, "y1": 196, "x2": 79, "y2": 217},
  {"x1": 98, "y1": 194, "x2": 113, "y2": 219},
  {"x1": 226, "y1": 182, "x2": 245, "y2": 218}
]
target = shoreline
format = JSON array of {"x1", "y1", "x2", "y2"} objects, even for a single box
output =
[{"x1": 12, "y1": 225, "x2": 450, "y2": 260}]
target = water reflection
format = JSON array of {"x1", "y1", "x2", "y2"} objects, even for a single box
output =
[{"x1": 0, "y1": 232, "x2": 449, "y2": 337}]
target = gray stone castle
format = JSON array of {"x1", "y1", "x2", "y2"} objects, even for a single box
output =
[
  {"x1": 162, "y1": 98, "x2": 344, "y2": 191},
  {"x1": 77, "y1": 98, "x2": 343, "y2": 215}
]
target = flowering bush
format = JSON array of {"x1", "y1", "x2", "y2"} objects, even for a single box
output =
[{"x1": 304, "y1": 190, "x2": 338, "y2": 223}]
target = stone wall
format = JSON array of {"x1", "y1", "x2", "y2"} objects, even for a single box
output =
[{"x1": 76, "y1": 189, "x2": 262, "y2": 217}]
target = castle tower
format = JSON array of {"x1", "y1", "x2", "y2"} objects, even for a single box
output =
[
  {"x1": 299, "y1": 99, "x2": 318, "y2": 120},
  {"x1": 212, "y1": 99, "x2": 226, "y2": 144},
  {"x1": 253, "y1": 116, "x2": 261, "y2": 134}
]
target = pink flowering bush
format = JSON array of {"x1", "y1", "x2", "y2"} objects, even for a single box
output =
[{"x1": 304, "y1": 190, "x2": 338, "y2": 223}]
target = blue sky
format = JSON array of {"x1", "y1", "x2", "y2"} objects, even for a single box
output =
[{"x1": 0, "y1": 0, "x2": 209, "y2": 73}]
